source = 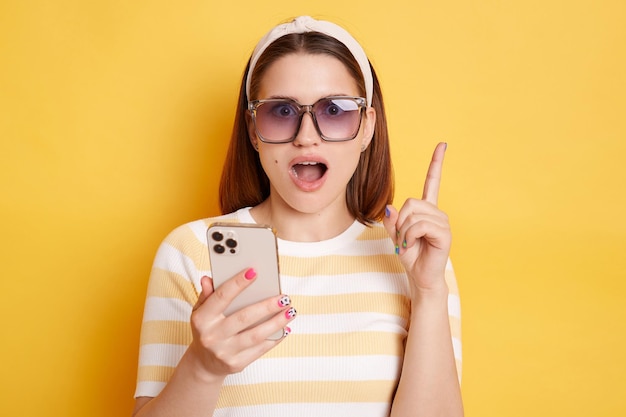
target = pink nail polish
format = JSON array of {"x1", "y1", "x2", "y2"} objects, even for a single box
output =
[
  {"x1": 283, "y1": 327, "x2": 292, "y2": 337},
  {"x1": 285, "y1": 307, "x2": 296, "y2": 319},
  {"x1": 278, "y1": 295, "x2": 291, "y2": 307},
  {"x1": 244, "y1": 268, "x2": 256, "y2": 280}
]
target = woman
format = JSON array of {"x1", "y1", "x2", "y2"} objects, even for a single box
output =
[{"x1": 133, "y1": 15, "x2": 463, "y2": 417}]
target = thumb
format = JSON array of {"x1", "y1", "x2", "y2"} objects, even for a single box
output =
[
  {"x1": 382, "y1": 205, "x2": 399, "y2": 248},
  {"x1": 193, "y1": 275, "x2": 214, "y2": 311}
]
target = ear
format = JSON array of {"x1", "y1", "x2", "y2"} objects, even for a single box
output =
[
  {"x1": 246, "y1": 112, "x2": 259, "y2": 151},
  {"x1": 361, "y1": 106, "x2": 376, "y2": 149}
]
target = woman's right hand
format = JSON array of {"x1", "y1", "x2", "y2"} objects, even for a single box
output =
[{"x1": 187, "y1": 268, "x2": 295, "y2": 379}]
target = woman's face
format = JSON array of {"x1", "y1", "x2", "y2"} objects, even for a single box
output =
[{"x1": 250, "y1": 53, "x2": 376, "y2": 217}]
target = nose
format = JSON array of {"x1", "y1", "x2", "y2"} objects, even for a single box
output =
[{"x1": 293, "y1": 109, "x2": 321, "y2": 146}]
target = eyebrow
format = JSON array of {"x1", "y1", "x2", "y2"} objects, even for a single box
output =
[{"x1": 258, "y1": 93, "x2": 356, "y2": 103}]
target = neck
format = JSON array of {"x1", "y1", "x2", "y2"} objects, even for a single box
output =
[{"x1": 250, "y1": 197, "x2": 355, "y2": 242}]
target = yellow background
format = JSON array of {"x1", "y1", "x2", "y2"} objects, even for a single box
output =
[{"x1": 1, "y1": 1, "x2": 624, "y2": 416}]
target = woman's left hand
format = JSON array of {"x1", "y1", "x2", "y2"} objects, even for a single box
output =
[{"x1": 383, "y1": 142, "x2": 451, "y2": 294}]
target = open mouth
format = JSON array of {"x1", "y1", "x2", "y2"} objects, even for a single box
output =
[{"x1": 291, "y1": 161, "x2": 328, "y2": 183}]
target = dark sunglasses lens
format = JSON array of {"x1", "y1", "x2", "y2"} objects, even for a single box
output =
[{"x1": 255, "y1": 101, "x2": 300, "y2": 142}]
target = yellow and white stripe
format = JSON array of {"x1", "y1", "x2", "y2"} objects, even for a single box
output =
[{"x1": 135, "y1": 208, "x2": 462, "y2": 416}]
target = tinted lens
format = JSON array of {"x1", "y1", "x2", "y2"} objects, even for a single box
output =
[
  {"x1": 252, "y1": 97, "x2": 363, "y2": 142},
  {"x1": 314, "y1": 98, "x2": 362, "y2": 141},
  {"x1": 255, "y1": 101, "x2": 300, "y2": 142}
]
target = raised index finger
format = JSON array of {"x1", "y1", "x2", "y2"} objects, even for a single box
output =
[{"x1": 421, "y1": 142, "x2": 447, "y2": 205}]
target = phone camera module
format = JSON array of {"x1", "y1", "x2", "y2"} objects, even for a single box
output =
[
  {"x1": 209, "y1": 228, "x2": 238, "y2": 255},
  {"x1": 225, "y1": 238, "x2": 237, "y2": 254}
]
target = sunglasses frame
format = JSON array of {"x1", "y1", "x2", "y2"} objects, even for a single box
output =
[{"x1": 248, "y1": 96, "x2": 366, "y2": 143}]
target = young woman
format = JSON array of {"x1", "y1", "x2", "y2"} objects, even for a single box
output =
[{"x1": 133, "y1": 16, "x2": 463, "y2": 417}]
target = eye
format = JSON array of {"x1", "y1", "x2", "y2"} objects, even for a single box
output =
[
  {"x1": 268, "y1": 102, "x2": 298, "y2": 118},
  {"x1": 326, "y1": 103, "x2": 341, "y2": 116},
  {"x1": 320, "y1": 99, "x2": 358, "y2": 117}
]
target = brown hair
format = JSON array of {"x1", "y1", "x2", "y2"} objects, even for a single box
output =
[{"x1": 219, "y1": 32, "x2": 394, "y2": 224}]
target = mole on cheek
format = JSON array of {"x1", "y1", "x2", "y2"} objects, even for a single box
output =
[{"x1": 274, "y1": 160, "x2": 278, "y2": 164}]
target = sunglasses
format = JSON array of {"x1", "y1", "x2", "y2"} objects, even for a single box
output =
[{"x1": 248, "y1": 96, "x2": 366, "y2": 143}]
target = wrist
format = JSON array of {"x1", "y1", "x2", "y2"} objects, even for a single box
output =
[
  {"x1": 181, "y1": 343, "x2": 227, "y2": 386},
  {"x1": 410, "y1": 280, "x2": 449, "y2": 307}
]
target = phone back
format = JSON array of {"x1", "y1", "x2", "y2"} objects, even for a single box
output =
[{"x1": 207, "y1": 222, "x2": 281, "y2": 317}]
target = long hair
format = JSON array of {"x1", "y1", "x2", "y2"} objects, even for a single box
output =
[{"x1": 219, "y1": 32, "x2": 394, "y2": 224}]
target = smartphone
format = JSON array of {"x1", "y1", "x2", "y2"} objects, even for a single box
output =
[{"x1": 206, "y1": 222, "x2": 283, "y2": 340}]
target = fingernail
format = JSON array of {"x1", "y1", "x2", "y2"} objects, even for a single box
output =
[
  {"x1": 283, "y1": 326, "x2": 292, "y2": 337},
  {"x1": 385, "y1": 206, "x2": 390, "y2": 217},
  {"x1": 200, "y1": 275, "x2": 211, "y2": 288},
  {"x1": 402, "y1": 239, "x2": 407, "y2": 248},
  {"x1": 285, "y1": 307, "x2": 297, "y2": 319},
  {"x1": 444, "y1": 142, "x2": 448, "y2": 151},
  {"x1": 244, "y1": 268, "x2": 256, "y2": 280},
  {"x1": 278, "y1": 295, "x2": 291, "y2": 307},
  {"x1": 395, "y1": 245, "x2": 399, "y2": 255}
]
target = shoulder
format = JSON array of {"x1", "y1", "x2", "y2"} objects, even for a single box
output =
[
  {"x1": 154, "y1": 210, "x2": 245, "y2": 269},
  {"x1": 150, "y1": 210, "x2": 246, "y2": 294},
  {"x1": 354, "y1": 220, "x2": 397, "y2": 254},
  {"x1": 161, "y1": 209, "x2": 246, "y2": 249},
  {"x1": 356, "y1": 220, "x2": 390, "y2": 240}
]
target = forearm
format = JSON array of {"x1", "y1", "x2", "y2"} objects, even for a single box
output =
[
  {"x1": 133, "y1": 346, "x2": 225, "y2": 417},
  {"x1": 390, "y1": 286, "x2": 463, "y2": 417}
]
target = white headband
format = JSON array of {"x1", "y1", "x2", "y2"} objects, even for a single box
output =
[{"x1": 245, "y1": 16, "x2": 373, "y2": 106}]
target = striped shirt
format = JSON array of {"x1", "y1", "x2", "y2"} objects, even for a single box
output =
[{"x1": 135, "y1": 207, "x2": 462, "y2": 417}]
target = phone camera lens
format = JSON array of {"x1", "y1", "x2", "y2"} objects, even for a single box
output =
[
  {"x1": 212, "y1": 231, "x2": 224, "y2": 242},
  {"x1": 213, "y1": 244, "x2": 225, "y2": 254},
  {"x1": 225, "y1": 238, "x2": 237, "y2": 249}
]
